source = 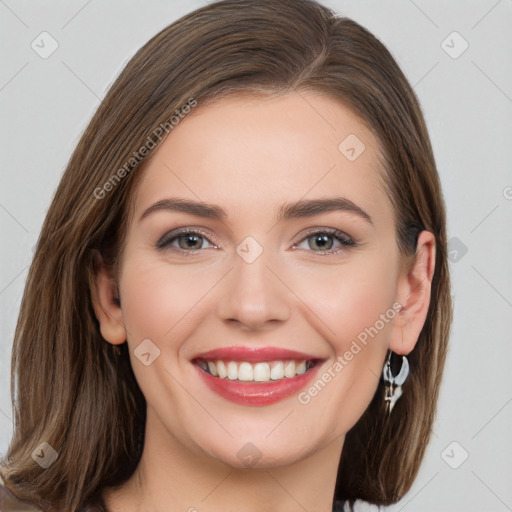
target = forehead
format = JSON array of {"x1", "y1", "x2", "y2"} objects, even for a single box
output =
[{"x1": 132, "y1": 91, "x2": 391, "y2": 228}]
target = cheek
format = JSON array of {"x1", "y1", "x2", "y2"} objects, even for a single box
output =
[
  {"x1": 117, "y1": 255, "x2": 216, "y2": 410},
  {"x1": 289, "y1": 252, "x2": 398, "y2": 352},
  {"x1": 119, "y1": 253, "x2": 216, "y2": 339},
  {"x1": 288, "y1": 251, "x2": 398, "y2": 430},
  {"x1": 120, "y1": 260, "x2": 174, "y2": 340}
]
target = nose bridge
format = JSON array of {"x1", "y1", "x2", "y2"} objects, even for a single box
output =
[{"x1": 217, "y1": 236, "x2": 290, "y2": 329}]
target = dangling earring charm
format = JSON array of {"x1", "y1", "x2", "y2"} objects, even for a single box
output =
[{"x1": 382, "y1": 350, "x2": 409, "y2": 415}]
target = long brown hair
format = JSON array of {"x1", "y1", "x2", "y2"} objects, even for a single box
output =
[{"x1": 1, "y1": 1, "x2": 452, "y2": 510}]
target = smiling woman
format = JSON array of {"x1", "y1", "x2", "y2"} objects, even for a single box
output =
[{"x1": 0, "y1": 1, "x2": 452, "y2": 511}]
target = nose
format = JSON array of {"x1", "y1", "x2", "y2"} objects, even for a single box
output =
[{"x1": 216, "y1": 245, "x2": 290, "y2": 331}]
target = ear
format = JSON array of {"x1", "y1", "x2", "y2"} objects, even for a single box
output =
[
  {"x1": 90, "y1": 249, "x2": 127, "y2": 345},
  {"x1": 390, "y1": 230, "x2": 436, "y2": 355}
]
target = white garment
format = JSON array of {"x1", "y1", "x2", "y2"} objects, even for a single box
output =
[{"x1": 343, "y1": 500, "x2": 387, "y2": 512}]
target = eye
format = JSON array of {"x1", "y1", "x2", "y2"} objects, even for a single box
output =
[
  {"x1": 156, "y1": 228, "x2": 218, "y2": 252},
  {"x1": 293, "y1": 228, "x2": 356, "y2": 255},
  {"x1": 156, "y1": 227, "x2": 355, "y2": 255}
]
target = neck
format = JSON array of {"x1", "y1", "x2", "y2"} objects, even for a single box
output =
[{"x1": 104, "y1": 407, "x2": 344, "y2": 512}]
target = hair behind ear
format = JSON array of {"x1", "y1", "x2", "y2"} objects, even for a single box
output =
[{"x1": 0, "y1": 245, "x2": 146, "y2": 511}]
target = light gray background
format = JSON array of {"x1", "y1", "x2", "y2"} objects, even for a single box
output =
[{"x1": 1, "y1": 1, "x2": 511, "y2": 511}]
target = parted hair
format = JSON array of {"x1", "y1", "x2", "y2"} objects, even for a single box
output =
[{"x1": 0, "y1": 1, "x2": 451, "y2": 510}]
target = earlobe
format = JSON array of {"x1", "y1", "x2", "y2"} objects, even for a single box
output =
[
  {"x1": 90, "y1": 250, "x2": 127, "y2": 345},
  {"x1": 390, "y1": 231, "x2": 436, "y2": 355}
]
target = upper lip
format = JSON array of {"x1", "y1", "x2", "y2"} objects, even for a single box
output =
[{"x1": 191, "y1": 346, "x2": 323, "y2": 363}]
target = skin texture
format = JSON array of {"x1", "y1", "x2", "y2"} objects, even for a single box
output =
[{"x1": 93, "y1": 92, "x2": 435, "y2": 512}]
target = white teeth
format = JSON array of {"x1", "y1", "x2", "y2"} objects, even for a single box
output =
[
  {"x1": 199, "y1": 359, "x2": 314, "y2": 382},
  {"x1": 270, "y1": 361, "x2": 284, "y2": 380},
  {"x1": 217, "y1": 360, "x2": 227, "y2": 379},
  {"x1": 253, "y1": 362, "x2": 271, "y2": 382},
  {"x1": 284, "y1": 361, "x2": 296, "y2": 378},
  {"x1": 227, "y1": 361, "x2": 238, "y2": 380},
  {"x1": 207, "y1": 361, "x2": 218, "y2": 377},
  {"x1": 238, "y1": 362, "x2": 253, "y2": 381}
]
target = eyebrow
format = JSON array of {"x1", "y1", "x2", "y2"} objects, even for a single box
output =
[{"x1": 139, "y1": 197, "x2": 373, "y2": 225}]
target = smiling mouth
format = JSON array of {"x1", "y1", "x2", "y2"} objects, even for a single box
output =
[{"x1": 193, "y1": 358, "x2": 320, "y2": 383}]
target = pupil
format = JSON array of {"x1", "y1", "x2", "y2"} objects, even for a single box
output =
[
  {"x1": 311, "y1": 234, "x2": 332, "y2": 250},
  {"x1": 180, "y1": 234, "x2": 202, "y2": 250}
]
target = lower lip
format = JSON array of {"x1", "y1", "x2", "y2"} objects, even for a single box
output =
[{"x1": 194, "y1": 363, "x2": 322, "y2": 406}]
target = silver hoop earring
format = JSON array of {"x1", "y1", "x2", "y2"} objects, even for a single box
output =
[{"x1": 382, "y1": 351, "x2": 409, "y2": 415}]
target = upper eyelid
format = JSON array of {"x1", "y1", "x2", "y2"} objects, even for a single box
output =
[
  {"x1": 156, "y1": 227, "x2": 219, "y2": 248},
  {"x1": 293, "y1": 226, "x2": 353, "y2": 241}
]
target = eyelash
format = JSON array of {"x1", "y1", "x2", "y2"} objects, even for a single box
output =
[{"x1": 156, "y1": 227, "x2": 356, "y2": 255}]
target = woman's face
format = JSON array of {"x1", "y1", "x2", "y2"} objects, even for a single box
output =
[{"x1": 115, "y1": 92, "x2": 407, "y2": 468}]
